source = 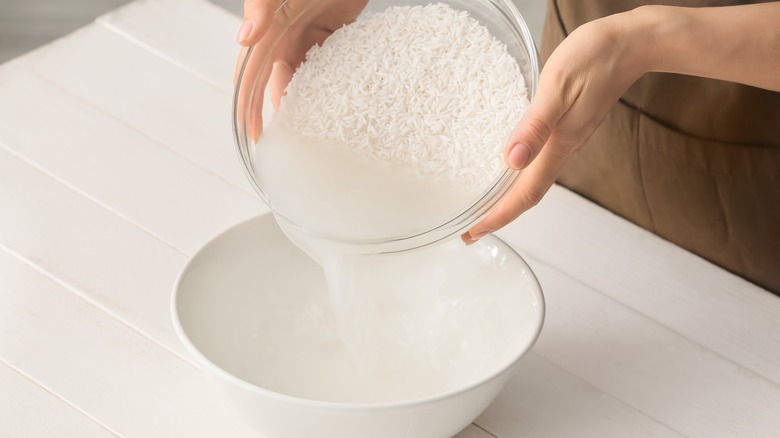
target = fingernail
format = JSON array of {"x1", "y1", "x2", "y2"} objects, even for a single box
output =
[
  {"x1": 467, "y1": 231, "x2": 489, "y2": 245},
  {"x1": 237, "y1": 20, "x2": 253, "y2": 44},
  {"x1": 507, "y1": 143, "x2": 531, "y2": 169},
  {"x1": 472, "y1": 231, "x2": 490, "y2": 240}
]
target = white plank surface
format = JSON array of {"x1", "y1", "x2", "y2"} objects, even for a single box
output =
[
  {"x1": 1, "y1": 0, "x2": 779, "y2": 437},
  {"x1": 477, "y1": 353, "x2": 682, "y2": 438},
  {"x1": 0, "y1": 72, "x2": 263, "y2": 255},
  {"x1": 455, "y1": 425, "x2": 495, "y2": 438},
  {"x1": 526, "y1": 257, "x2": 780, "y2": 438},
  {"x1": 0, "y1": 138, "x2": 679, "y2": 436},
  {"x1": 0, "y1": 249, "x2": 259, "y2": 436},
  {"x1": 0, "y1": 362, "x2": 112, "y2": 437},
  {"x1": 0, "y1": 146, "x2": 188, "y2": 357},
  {"x1": 500, "y1": 187, "x2": 780, "y2": 385},
  {"x1": 23, "y1": 24, "x2": 253, "y2": 193},
  {"x1": 97, "y1": 0, "x2": 241, "y2": 92}
]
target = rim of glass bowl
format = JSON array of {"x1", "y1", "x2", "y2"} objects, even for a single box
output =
[{"x1": 232, "y1": 0, "x2": 540, "y2": 255}]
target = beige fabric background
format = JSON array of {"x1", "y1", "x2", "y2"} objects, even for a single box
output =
[{"x1": 542, "y1": 0, "x2": 780, "y2": 293}]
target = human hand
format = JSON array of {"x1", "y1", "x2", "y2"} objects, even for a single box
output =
[
  {"x1": 235, "y1": 0, "x2": 368, "y2": 139},
  {"x1": 462, "y1": 9, "x2": 656, "y2": 244}
]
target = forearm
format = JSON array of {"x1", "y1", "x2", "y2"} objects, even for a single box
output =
[{"x1": 625, "y1": 2, "x2": 780, "y2": 91}]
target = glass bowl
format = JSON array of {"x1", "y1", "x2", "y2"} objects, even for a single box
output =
[{"x1": 233, "y1": 0, "x2": 539, "y2": 255}]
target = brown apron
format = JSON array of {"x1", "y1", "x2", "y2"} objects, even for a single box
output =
[{"x1": 541, "y1": 0, "x2": 780, "y2": 293}]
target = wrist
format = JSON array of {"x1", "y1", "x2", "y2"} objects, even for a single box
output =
[
  {"x1": 617, "y1": 5, "x2": 691, "y2": 75},
  {"x1": 631, "y1": 5, "x2": 696, "y2": 74},
  {"x1": 587, "y1": 7, "x2": 660, "y2": 81}
]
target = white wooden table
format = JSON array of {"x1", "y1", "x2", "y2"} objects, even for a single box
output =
[{"x1": 1, "y1": 0, "x2": 779, "y2": 436}]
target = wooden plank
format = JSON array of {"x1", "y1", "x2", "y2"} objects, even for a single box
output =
[
  {"x1": 455, "y1": 424, "x2": 496, "y2": 438},
  {"x1": 0, "y1": 72, "x2": 264, "y2": 255},
  {"x1": 0, "y1": 361, "x2": 113, "y2": 437},
  {"x1": 16, "y1": 24, "x2": 257, "y2": 193},
  {"x1": 0, "y1": 147, "x2": 187, "y2": 357},
  {"x1": 498, "y1": 186, "x2": 780, "y2": 385},
  {"x1": 476, "y1": 353, "x2": 682, "y2": 438},
  {"x1": 526, "y1": 255, "x2": 780, "y2": 438},
  {"x1": 0, "y1": 147, "x2": 683, "y2": 437},
  {"x1": 96, "y1": 0, "x2": 240, "y2": 92},
  {"x1": 0, "y1": 250, "x2": 258, "y2": 437}
]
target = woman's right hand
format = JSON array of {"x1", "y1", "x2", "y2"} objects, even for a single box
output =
[
  {"x1": 463, "y1": 1, "x2": 780, "y2": 244},
  {"x1": 463, "y1": 8, "x2": 659, "y2": 244}
]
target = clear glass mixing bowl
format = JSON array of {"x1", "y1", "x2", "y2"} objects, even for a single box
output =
[{"x1": 233, "y1": 0, "x2": 539, "y2": 255}]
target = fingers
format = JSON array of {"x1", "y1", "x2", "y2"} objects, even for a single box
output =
[
  {"x1": 269, "y1": 61, "x2": 295, "y2": 111},
  {"x1": 235, "y1": 6, "x2": 292, "y2": 141},
  {"x1": 238, "y1": 0, "x2": 281, "y2": 46},
  {"x1": 236, "y1": 47, "x2": 273, "y2": 142},
  {"x1": 234, "y1": 46, "x2": 249, "y2": 84},
  {"x1": 503, "y1": 75, "x2": 569, "y2": 171}
]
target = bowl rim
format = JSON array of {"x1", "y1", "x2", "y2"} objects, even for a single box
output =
[
  {"x1": 231, "y1": 0, "x2": 541, "y2": 254},
  {"x1": 171, "y1": 213, "x2": 546, "y2": 411}
]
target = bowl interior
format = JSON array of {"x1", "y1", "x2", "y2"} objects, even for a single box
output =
[{"x1": 173, "y1": 214, "x2": 544, "y2": 406}]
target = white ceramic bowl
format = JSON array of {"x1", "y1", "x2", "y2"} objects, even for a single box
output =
[{"x1": 172, "y1": 214, "x2": 544, "y2": 438}]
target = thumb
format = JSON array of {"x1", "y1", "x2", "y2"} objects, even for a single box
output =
[
  {"x1": 503, "y1": 90, "x2": 566, "y2": 171},
  {"x1": 270, "y1": 61, "x2": 295, "y2": 111}
]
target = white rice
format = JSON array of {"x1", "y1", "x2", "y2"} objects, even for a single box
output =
[{"x1": 277, "y1": 3, "x2": 529, "y2": 191}]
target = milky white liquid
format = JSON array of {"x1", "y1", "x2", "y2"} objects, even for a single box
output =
[
  {"x1": 250, "y1": 122, "x2": 524, "y2": 403},
  {"x1": 254, "y1": 122, "x2": 479, "y2": 244}
]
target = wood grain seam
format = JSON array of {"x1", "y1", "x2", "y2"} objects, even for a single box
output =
[
  {"x1": 0, "y1": 358, "x2": 120, "y2": 437},
  {"x1": 471, "y1": 421, "x2": 499, "y2": 438},
  {"x1": 96, "y1": 19, "x2": 229, "y2": 95},
  {"x1": 0, "y1": 141, "x2": 191, "y2": 259},
  {"x1": 0, "y1": 241, "x2": 197, "y2": 370},
  {"x1": 523, "y1": 249, "x2": 780, "y2": 387},
  {"x1": 25, "y1": 67, "x2": 256, "y2": 199},
  {"x1": 530, "y1": 350, "x2": 688, "y2": 438}
]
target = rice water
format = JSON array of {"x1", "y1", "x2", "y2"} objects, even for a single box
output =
[{"x1": 252, "y1": 124, "x2": 526, "y2": 403}]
